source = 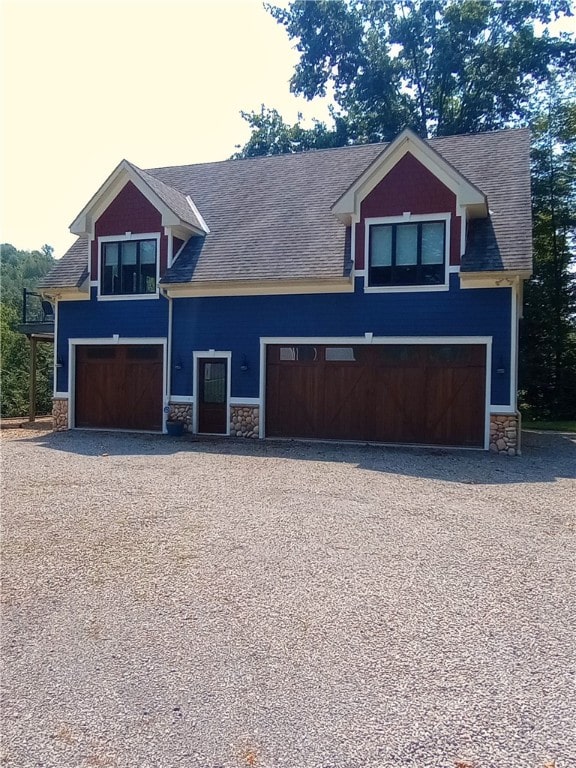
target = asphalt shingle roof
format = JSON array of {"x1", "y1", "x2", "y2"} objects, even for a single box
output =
[
  {"x1": 127, "y1": 162, "x2": 207, "y2": 233},
  {"x1": 40, "y1": 128, "x2": 532, "y2": 290},
  {"x1": 38, "y1": 237, "x2": 88, "y2": 289}
]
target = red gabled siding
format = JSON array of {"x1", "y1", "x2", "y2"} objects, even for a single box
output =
[
  {"x1": 355, "y1": 152, "x2": 461, "y2": 270},
  {"x1": 91, "y1": 181, "x2": 168, "y2": 279}
]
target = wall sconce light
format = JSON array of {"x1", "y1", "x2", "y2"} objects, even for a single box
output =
[
  {"x1": 174, "y1": 358, "x2": 183, "y2": 371},
  {"x1": 240, "y1": 355, "x2": 249, "y2": 372},
  {"x1": 56, "y1": 356, "x2": 64, "y2": 369}
]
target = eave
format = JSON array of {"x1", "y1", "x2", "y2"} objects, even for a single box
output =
[
  {"x1": 160, "y1": 276, "x2": 354, "y2": 298},
  {"x1": 39, "y1": 286, "x2": 90, "y2": 301},
  {"x1": 459, "y1": 270, "x2": 531, "y2": 289}
]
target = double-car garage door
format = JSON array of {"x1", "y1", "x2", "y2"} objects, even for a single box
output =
[
  {"x1": 75, "y1": 345, "x2": 163, "y2": 431},
  {"x1": 266, "y1": 343, "x2": 486, "y2": 447}
]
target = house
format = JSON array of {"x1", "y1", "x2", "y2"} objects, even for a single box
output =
[{"x1": 39, "y1": 128, "x2": 532, "y2": 454}]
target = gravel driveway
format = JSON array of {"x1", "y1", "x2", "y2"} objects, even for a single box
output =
[{"x1": 1, "y1": 429, "x2": 575, "y2": 768}]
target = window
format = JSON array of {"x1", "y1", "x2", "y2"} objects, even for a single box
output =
[
  {"x1": 325, "y1": 347, "x2": 356, "y2": 361},
  {"x1": 279, "y1": 346, "x2": 318, "y2": 362},
  {"x1": 368, "y1": 220, "x2": 446, "y2": 287},
  {"x1": 101, "y1": 239, "x2": 157, "y2": 295}
]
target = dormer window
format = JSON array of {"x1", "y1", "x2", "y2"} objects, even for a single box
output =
[
  {"x1": 365, "y1": 214, "x2": 450, "y2": 291},
  {"x1": 100, "y1": 236, "x2": 158, "y2": 297}
]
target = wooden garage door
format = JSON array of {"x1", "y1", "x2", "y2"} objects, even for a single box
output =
[
  {"x1": 75, "y1": 345, "x2": 163, "y2": 430},
  {"x1": 266, "y1": 344, "x2": 486, "y2": 447}
]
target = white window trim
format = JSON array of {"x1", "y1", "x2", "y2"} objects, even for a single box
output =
[
  {"x1": 364, "y1": 212, "x2": 451, "y2": 293},
  {"x1": 67, "y1": 337, "x2": 168, "y2": 431},
  {"x1": 97, "y1": 232, "x2": 161, "y2": 301},
  {"x1": 259, "y1": 335, "x2": 492, "y2": 449},
  {"x1": 192, "y1": 350, "x2": 232, "y2": 436}
]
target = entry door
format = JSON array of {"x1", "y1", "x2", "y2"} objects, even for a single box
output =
[{"x1": 197, "y1": 358, "x2": 228, "y2": 434}]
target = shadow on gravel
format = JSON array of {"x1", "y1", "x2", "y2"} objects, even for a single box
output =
[{"x1": 14, "y1": 427, "x2": 576, "y2": 486}]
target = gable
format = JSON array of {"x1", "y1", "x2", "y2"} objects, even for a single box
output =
[
  {"x1": 356, "y1": 152, "x2": 461, "y2": 270},
  {"x1": 91, "y1": 181, "x2": 167, "y2": 279},
  {"x1": 361, "y1": 152, "x2": 457, "y2": 217}
]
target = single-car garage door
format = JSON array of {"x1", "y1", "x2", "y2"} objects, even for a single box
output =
[
  {"x1": 75, "y1": 344, "x2": 163, "y2": 431},
  {"x1": 266, "y1": 343, "x2": 486, "y2": 447}
]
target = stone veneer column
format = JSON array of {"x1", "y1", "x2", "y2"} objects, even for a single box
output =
[
  {"x1": 52, "y1": 398, "x2": 69, "y2": 431},
  {"x1": 489, "y1": 413, "x2": 521, "y2": 456},
  {"x1": 168, "y1": 403, "x2": 192, "y2": 432},
  {"x1": 230, "y1": 406, "x2": 259, "y2": 438}
]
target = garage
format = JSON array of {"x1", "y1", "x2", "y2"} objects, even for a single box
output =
[
  {"x1": 265, "y1": 343, "x2": 486, "y2": 447},
  {"x1": 75, "y1": 344, "x2": 163, "y2": 431}
]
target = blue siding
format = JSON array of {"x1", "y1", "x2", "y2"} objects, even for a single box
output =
[
  {"x1": 171, "y1": 275, "x2": 513, "y2": 407},
  {"x1": 56, "y1": 278, "x2": 512, "y2": 407},
  {"x1": 56, "y1": 289, "x2": 169, "y2": 392}
]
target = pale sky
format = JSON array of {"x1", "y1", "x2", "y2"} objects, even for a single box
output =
[
  {"x1": 1, "y1": 0, "x2": 331, "y2": 258},
  {"x1": 1, "y1": 1, "x2": 574, "y2": 261}
]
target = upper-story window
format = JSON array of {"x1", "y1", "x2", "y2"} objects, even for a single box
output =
[
  {"x1": 368, "y1": 217, "x2": 447, "y2": 288},
  {"x1": 101, "y1": 238, "x2": 157, "y2": 296}
]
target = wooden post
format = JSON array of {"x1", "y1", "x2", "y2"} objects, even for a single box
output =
[{"x1": 28, "y1": 336, "x2": 37, "y2": 422}]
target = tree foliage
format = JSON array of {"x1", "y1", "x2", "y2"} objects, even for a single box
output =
[
  {"x1": 0, "y1": 243, "x2": 55, "y2": 417},
  {"x1": 232, "y1": 106, "x2": 353, "y2": 158},
  {"x1": 233, "y1": 0, "x2": 575, "y2": 156},
  {"x1": 519, "y1": 89, "x2": 576, "y2": 419}
]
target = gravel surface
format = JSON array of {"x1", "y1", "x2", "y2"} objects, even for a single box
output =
[{"x1": 1, "y1": 429, "x2": 575, "y2": 768}]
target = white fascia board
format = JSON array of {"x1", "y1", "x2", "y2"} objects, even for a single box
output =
[
  {"x1": 163, "y1": 277, "x2": 354, "y2": 298},
  {"x1": 40, "y1": 287, "x2": 90, "y2": 301},
  {"x1": 186, "y1": 196, "x2": 210, "y2": 234},
  {"x1": 459, "y1": 271, "x2": 531, "y2": 289},
  {"x1": 332, "y1": 128, "x2": 487, "y2": 221},
  {"x1": 70, "y1": 160, "x2": 132, "y2": 235}
]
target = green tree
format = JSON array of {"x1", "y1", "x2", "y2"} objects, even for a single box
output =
[
  {"x1": 0, "y1": 243, "x2": 56, "y2": 417},
  {"x1": 234, "y1": 0, "x2": 575, "y2": 156},
  {"x1": 232, "y1": 106, "x2": 351, "y2": 158},
  {"x1": 519, "y1": 89, "x2": 576, "y2": 419}
]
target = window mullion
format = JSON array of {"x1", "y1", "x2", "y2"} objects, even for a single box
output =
[
  {"x1": 391, "y1": 224, "x2": 397, "y2": 283},
  {"x1": 417, "y1": 223, "x2": 423, "y2": 282},
  {"x1": 118, "y1": 242, "x2": 124, "y2": 294}
]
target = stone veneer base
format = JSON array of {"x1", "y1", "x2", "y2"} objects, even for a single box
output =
[
  {"x1": 168, "y1": 403, "x2": 193, "y2": 432},
  {"x1": 55, "y1": 399, "x2": 517, "y2": 455},
  {"x1": 490, "y1": 412, "x2": 521, "y2": 456},
  {"x1": 52, "y1": 398, "x2": 69, "y2": 431},
  {"x1": 231, "y1": 406, "x2": 259, "y2": 438}
]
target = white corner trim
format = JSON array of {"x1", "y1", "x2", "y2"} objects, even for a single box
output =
[
  {"x1": 52, "y1": 299, "x2": 59, "y2": 398},
  {"x1": 510, "y1": 282, "x2": 519, "y2": 411}
]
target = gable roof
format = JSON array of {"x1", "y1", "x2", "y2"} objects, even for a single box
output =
[
  {"x1": 69, "y1": 159, "x2": 209, "y2": 237},
  {"x1": 40, "y1": 128, "x2": 532, "y2": 291},
  {"x1": 331, "y1": 127, "x2": 487, "y2": 222}
]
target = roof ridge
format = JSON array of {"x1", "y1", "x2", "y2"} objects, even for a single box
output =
[{"x1": 145, "y1": 127, "x2": 530, "y2": 175}]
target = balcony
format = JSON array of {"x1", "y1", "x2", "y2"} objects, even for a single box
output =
[{"x1": 16, "y1": 289, "x2": 55, "y2": 338}]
